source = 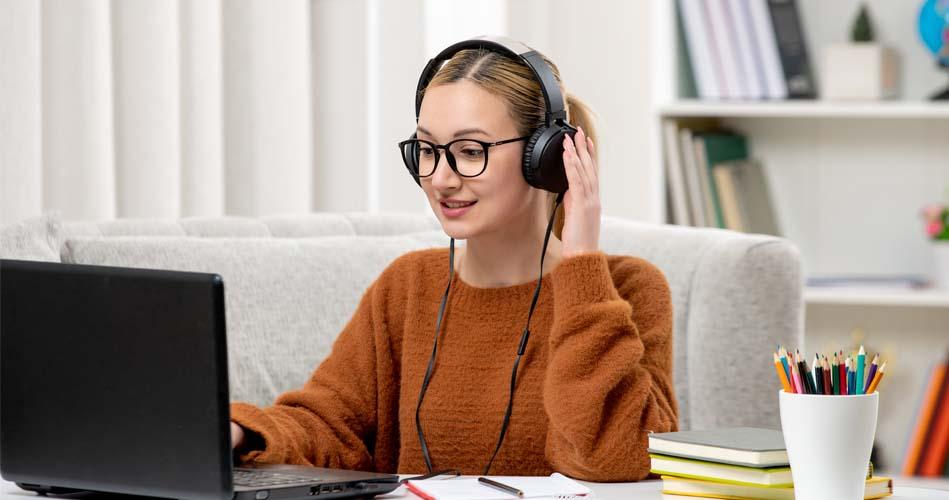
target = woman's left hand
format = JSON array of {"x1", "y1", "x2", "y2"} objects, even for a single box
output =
[{"x1": 560, "y1": 126, "x2": 601, "y2": 258}]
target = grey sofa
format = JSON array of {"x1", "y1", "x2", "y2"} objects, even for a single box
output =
[{"x1": 1, "y1": 212, "x2": 803, "y2": 431}]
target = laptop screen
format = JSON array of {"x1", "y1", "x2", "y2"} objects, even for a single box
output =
[{"x1": 1, "y1": 260, "x2": 234, "y2": 500}]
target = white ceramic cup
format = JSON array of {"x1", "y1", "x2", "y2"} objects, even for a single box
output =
[{"x1": 779, "y1": 391, "x2": 878, "y2": 500}]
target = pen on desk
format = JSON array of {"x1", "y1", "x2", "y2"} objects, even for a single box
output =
[
  {"x1": 404, "y1": 481, "x2": 436, "y2": 500},
  {"x1": 478, "y1": 477, "x2": 524, "y2": 497}
]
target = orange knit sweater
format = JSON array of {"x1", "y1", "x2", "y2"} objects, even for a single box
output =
[{"x1": 230, "y1": 248, "x2": 678, "y2": 481}]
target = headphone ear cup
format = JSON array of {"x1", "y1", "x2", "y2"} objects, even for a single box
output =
[
  {"x1": 402, "y1": 132, "x2": 422, "y2": 187},
  {"x1": 522, "y1": 124, "x2": 576, "y2": 193}
]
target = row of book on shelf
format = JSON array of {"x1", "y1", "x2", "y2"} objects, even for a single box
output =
[
  {"x1": 678, "y1": 0, "x2": 815, "y2": 100},
  {"x1": 662, "y1": 119, "x2": 780, "y2": 235},
  {"x1": 901, "y1": 351, "x2": 949, "y2": 478},
  {"x1": 649, "y1": 427, "x2": 892, "y2": 499}
]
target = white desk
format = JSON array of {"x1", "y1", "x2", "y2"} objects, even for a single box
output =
[{"x1": 3, "y1": 478, "x2": 948, "y2": 500}]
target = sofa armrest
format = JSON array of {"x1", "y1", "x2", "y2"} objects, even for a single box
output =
[{"x1": 685, "y1": 236, "x2": 804, "y2": 430}]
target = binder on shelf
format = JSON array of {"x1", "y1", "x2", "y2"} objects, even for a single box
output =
[{"x1": 765, "y1": 0, "x2": 816, "y2": 98}]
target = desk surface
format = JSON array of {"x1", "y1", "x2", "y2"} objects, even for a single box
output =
[{"x1": 2, "y1": 478, "x2": 948, "y2": 500}]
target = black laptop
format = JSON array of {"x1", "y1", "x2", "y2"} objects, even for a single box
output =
[{"x1": 0, "y1": 259, "x2": 400, "y2": 500}]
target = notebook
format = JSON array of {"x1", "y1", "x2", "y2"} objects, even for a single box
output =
[
  {"x1": 402, "y1": 473, "x2": 592, "y2": 499},
  {"x1": 647, "y1": 427, "x2": 788, "y2": 467},
  {"x1": 649, "y1": 454, "x2": 792, "y2": 487},
  {"x1": 661, "y1": 475, "x2": 893, "y2": 500}
]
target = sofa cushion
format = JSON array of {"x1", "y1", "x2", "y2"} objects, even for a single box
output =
[
  {"x1": 0, "y1": 213, "x2": 63, "y2": 262},
  {"x1": 62, "y1": 230, "x2": 450, "y2": 406}
]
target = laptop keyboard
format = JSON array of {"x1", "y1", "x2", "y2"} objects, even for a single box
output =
[{"x1": 233, "y1": 469, "x2": 321, "y2": 488}]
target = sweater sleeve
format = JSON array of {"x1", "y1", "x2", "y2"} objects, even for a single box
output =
[
  {"x1": 229, "y1": 277, "x2": 387, "y2": 471},
  {"x1": 543, "y1": 251, "x2": 678, "y2": 482}
]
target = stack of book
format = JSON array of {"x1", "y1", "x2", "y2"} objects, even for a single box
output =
[
  {"x1": 649, "y1": 427, "x2": 893, "y2": 499},
  {"x1": 662, "y1": 122, "x2": 779, "y2": 234}
]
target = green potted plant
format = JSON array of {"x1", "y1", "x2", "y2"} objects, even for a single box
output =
[
  {"x1": 821, "y1": 3, "x2": 899, "y2": 100},
  {"x1": 921, "y1": 202, "x2": 949, "y2": 288}
]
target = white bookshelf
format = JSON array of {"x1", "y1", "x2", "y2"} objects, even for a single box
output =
[
  {"x1": 650, "y1": 0, "x2": 949, "y2": 473},
  {"x1": 805, "y1": 287, "x2": 949, "y2": 308},
  {"x1": 660, "y1": 100, "x2": 949, "y2": 119}
]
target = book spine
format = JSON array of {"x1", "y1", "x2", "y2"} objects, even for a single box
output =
[
  {"x1": 663, "y1": 120, "x2": 693, "y2": 226},
  {"x1": 727, "y1": 0, "x2": 766, "y2": 99},
  {"x1": 679, "y1": 128, "x2": 708, "y2": 227},
  {"x1": 902, "y1": 363, "x2": 948, "y2": 476},
  {"x1": 704, "y1": 0, "x2": 746, "y2": 99},
  {"x1": 765, "y1": 0, "x2": 816, "y2": 98},
  {"x1": 745, "y1": 0, "x2": 787, "y2": 99},
  {"x1": 919, "y1": 353, "x2": 949, "y2": 476},
  {"x1": 679, "y1": 0, "x2": 724, "y2": 99}
]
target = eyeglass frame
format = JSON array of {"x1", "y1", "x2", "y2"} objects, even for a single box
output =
[{"x1": 398, "y1": 135, "x2": 531, "y2": 179}]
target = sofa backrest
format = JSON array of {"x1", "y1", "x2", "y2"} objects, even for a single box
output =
[{"x1": 2, "y1": 212, "x2": 803, "y2": 431}]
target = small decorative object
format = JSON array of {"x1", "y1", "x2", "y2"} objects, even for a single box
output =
[
  {"x1": 920, "y1": 201, "x2": 949, "y2": 288},
  {"x1": 822, "y1": 3, "x2": 899, "y2": 100},
  {"x1": 918, "y1": 0, "x2": 949, "y2": 99}
]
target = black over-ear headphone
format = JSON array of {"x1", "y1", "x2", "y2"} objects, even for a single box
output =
[{"x1": 402, "y1": 35, "x2": 577, "y2": 194}]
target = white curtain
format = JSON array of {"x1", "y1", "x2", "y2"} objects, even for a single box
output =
[{"x1": 0, "y1": 0, "x2": 432, "y2": 224}]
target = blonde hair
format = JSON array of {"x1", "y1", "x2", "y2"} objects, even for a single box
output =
[{"x1": 421, "y1": 48, "x2": 598, "y2": 240}]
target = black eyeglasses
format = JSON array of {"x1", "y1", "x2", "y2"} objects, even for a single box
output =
[{"x1": 398, "y1": 136, "x2": 530, "y2": 178}]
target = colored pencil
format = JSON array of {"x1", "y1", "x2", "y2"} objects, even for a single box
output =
[
  {"x1": 778, "y1": 346, "x2": 792, "y2": 385},
  {"x1": 803, "y1": 354, "x2": 816, "y2": 394},
  {"x1": 856, "y1": 345, "x2": 866, "y2": 395},
  {"x1": 822, "y1": 357, "x2": 832, "y2": 395},
  {"x1": 830, "y1": 353, "x2": 840, "y2": 396},
  {"x1": 771, "y1": 347, "x2": 886, "y2": 396},
  {"x1": 774, "y1": 352, "x2": 793, "y2": 393},
  {"x1": 847, "y1": 358, "x2": 854, "y2": 395},
  {"x1": 840, "y1": 353, "x2": 849, "y2": 395},
  {"x1": 863, "y1": 354, "x2": 879, "y2": 394},
  {"x1": 814, "y1": 354, "x2": 824, "y2": 394},
  {"x1": 796, "y1": 352, "x2": 811, "y2": 394},
  {"x1": 867, "y1": 361, "x2": 887, "y2": 394},
  {"x1": 790, "y1": 359, "x2": 803, "y2": 394}
]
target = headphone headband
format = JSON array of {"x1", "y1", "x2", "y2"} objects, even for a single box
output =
[{"x1": 414, "y1": 35, "x2": 567, "y2": 125}]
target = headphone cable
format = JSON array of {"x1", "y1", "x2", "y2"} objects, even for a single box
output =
[{"x1": 415, "y1": 191, "x2": 565, "y2": 474}]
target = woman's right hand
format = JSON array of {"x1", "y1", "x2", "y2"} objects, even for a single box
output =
[{"x1": 231, "y1": 421, "x2": 245, "y2": 450}]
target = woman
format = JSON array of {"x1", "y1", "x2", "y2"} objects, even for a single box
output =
[{"x1": 229, "y1": 40, "x2": 678, "y2": 482}]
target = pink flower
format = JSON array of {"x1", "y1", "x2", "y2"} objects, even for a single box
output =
[
  {"x1": 922, "y1": 204, "x2": 945, "y2": 220},
  {"x1": 927, "y1": 220, "x2": 944, "y2": 237}
]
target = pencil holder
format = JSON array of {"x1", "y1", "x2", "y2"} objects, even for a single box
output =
[{"x1": 779, "y1": 391, "x2": 878, "y2": 500}]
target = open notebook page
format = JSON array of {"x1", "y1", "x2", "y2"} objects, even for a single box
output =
[{"x1": 400, "y1": 473, "x2": 593, "y2": 500}]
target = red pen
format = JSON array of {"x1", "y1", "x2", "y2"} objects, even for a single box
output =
[{"x1": 405, "y1": 481, "x2": 437, "y2": 500}]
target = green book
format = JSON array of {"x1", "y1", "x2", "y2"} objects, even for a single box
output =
[{"x1": 694, "y1": 133, "x2": 748, "y2": 229}]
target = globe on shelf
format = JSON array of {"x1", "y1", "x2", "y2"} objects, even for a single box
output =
[{"x1": 918, "y1": 0, "x2": 949, "y2": 99}]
